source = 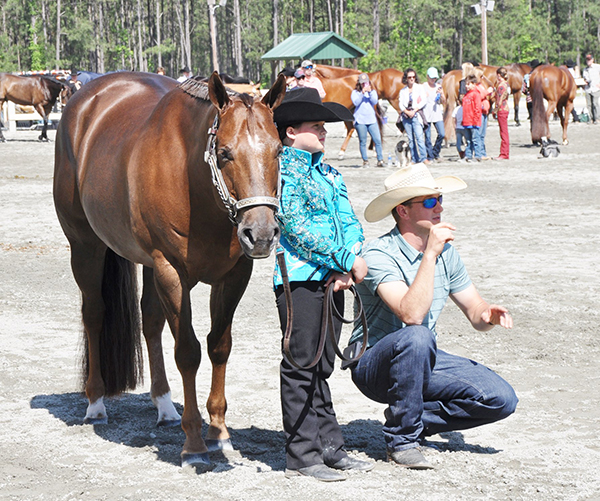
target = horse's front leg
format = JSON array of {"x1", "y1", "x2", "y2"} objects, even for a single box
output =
[
  {"x1": 205, "y1": 257, "x2": 253, "y2": 451},
  {"x1": 152, "y1": 255, "x2": 207, "y2": 467},
  {"x1": 141, "y1": 266, "x2": 181, "y2": 427}
]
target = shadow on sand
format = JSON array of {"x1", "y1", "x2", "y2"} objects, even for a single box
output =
[{"x1": 30, "y1": 392, "x2": 500, "y2": 472}]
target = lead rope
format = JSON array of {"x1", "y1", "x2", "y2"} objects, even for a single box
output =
[{"x1": 277, "y1": 250, "x2": 369, "y2": 370}]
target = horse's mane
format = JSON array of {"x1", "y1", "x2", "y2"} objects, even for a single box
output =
[{"x1": 179, "y1": 77, "x2": 239, "y2": 101}]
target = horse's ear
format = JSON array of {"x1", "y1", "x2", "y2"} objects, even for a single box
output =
[
  {"x1": 208, "y1": 71, "x2": 231, "y2": 110},
  {"x1": 262, "y1": 74, "x2": 287, "y2": 111}
]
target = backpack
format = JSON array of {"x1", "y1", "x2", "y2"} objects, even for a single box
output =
[{"x1": 540, "y1": 139, "x2": 560, "y2": 158}]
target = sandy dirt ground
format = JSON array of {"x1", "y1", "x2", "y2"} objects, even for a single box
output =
[{"x1": 1, "y1": 99, "x2": 599, "y2": 500}]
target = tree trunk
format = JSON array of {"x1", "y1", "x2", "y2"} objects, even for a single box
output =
[
  {"x1": 373, "y1": 0, "x2": 380, "y2": 54},
  {"x1": 157, "y1": 0, "x2": 162, "y2": 68},
  {"x1": 326, "y1": 0, "x2": 333, "y2": 31},
  {"x1": 207, "y1": 0, "x2": 219, "y2": 72},
  {"x1": 98, "y1": 2, "x2": 105, "y2": 73},
  {"x1": 233, "y1": 0, "x2": 242, "y2": 75},
  {"x1": 55, "y1": 0, "x2": 61, "y2": 70},
  {"x1": 137, "y1": 0, "x2": 144, "y2": 71}
]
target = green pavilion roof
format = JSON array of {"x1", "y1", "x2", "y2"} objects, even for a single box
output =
[{"x1": 261, "y1": 32, "x2": 366, "y2": 61}]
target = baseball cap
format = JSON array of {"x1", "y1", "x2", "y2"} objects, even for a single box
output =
[
  {"x1": 427, "y1": 67, "x2": 439, "y2": 79},
  {"x1": 294, "y1": 69, "x2": 305, "y2": 79},
  {"x1": 358, "y1": 73, "x2": 369, "y2": 84},
  {"x1": 301, "y1": 60, "x2": 314, "y2": 68}
]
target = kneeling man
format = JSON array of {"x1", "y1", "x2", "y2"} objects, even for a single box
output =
[{"x1": 348, "y1": 163, "x2": 518, "y2": 469}]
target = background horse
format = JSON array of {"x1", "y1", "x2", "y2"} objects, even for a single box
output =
[
  {"x1": 0, "y1": 74, "x2": 66, "y2": 142},
  {"x1": 530, "y1": 64, "x2": 576, "y2": 145},
  {"x1": 315, "y1": 64, "x2": 360, "y2": 79},
  {"x1": 53, "y1": 71, "x2": 286, "y2": 467},
  {"x1": 442, "y1": 62, "x2": 532, "y2": 141},
  {"x1": 318, "y1": 67, "x2": 405, "y2": 157}
]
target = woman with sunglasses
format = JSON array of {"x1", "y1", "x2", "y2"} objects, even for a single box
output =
[
  {"x1": 398, "y1": 69, "x2": 428, "y2": 164},
  {"x1": 300, "y1": 60, "x2": 326, "y2": 98}
]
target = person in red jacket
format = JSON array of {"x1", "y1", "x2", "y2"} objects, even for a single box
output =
[{"x1": 460, "y1": 75, "x2": 483, "y2": 162}]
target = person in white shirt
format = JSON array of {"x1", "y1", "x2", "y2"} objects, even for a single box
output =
[
  {"x1": 582, "y1": 54, "x2": 600, "y2": 124},
  {"x1": 423, "y1": 67, "x2": 446, "y2": 162}
]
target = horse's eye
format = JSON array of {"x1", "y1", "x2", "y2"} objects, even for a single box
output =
[
  {"x1": 218, "y1": 149, "x2": 234, "y2": 163},
  {"x1": 276, "y1": 146, "x2": 283, "y2": 158}
]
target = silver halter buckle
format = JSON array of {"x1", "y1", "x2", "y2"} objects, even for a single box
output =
[{"x1": 204, "y1": 113, "x2": 280, "y2": 226}]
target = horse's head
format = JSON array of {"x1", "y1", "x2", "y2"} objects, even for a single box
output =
[
  {"x1": 207, "y1": 72, "x2": 287, "y2": 259},
  {"x1": 59, "y1": 82, "x2": 75, "y2": 106}
]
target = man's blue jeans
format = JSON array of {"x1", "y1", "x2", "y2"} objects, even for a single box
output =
[
  {"x1": 351, "y1": 325, "x2": 518, "y2": 452},
  {"x1": 355, "y1": 122, "x2": 383, "y2": 162},
  {"x1": 401, "y1": 116, "x2": 427, "y2": 163},
  {"x1": 424, "y1": 120, "x2": 445, "y2": 160}
]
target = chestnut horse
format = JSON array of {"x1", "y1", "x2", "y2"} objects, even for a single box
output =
[
  {"x1": 442, "y1": 63, "x2": 531, "y2": 141},
  {"x1": 53, "y1": 71, "x2": 286, "y2": 467},
  {"x1": 318, "y1": 67, "x2": 405, "y2": 157},
  {"x1": 0, "y1": 73, "x2": 67, "y2": 142},
  {"x1": 529, "y1": 65, "x2": 576, "y2": 145}
]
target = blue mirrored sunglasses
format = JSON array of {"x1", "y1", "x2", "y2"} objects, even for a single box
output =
[
  {"x1": 404, "y1": 195, "x2": 443, "y2": 208},
  {"x1": 304, "y1": 65, "x2": 313, "y2": 69}
]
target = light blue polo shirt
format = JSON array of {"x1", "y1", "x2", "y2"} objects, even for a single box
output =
[{"x1": 350, "y1": 226, "x2": 471, "y2": 347}]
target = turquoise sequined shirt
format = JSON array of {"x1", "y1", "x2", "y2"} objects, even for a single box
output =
[{"x1": 273, "y1": 146, "x2": 364, "y2": 287}]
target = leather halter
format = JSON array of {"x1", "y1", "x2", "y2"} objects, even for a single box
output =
[{"x1": 204, "y1": 113, "x2": 280, "y2": 226}]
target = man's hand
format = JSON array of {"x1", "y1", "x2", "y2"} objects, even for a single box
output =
[
  {"x1": 351, "y1": 256, "x2": 368, "y2": 283},
  {"x1": 424, "y1": 222, "x2": 456, "y2": 258},
  {"x1": 481, "y1": 305, "x2": 513, "y2": 329}
]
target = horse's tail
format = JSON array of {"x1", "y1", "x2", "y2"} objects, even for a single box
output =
[
  {"x1": 443, "y1": 76, "x2": 457, "y2": 142},
  {"x1": 81, "y1": 248, "x2": 143, "y2": 396},
  {"x1": 530, "y1": 71, "x2": 548, "y2": 143}
]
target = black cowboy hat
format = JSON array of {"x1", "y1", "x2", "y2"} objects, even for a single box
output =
[
  {"x1": 564, "y1": 59, "x2": 576, "y2": 68},
  {"x1": 180, "y1": 66, "x2": 191, "y2": 73},
  {"x1": 528, "y1": 59, "x2": 541, "y2": 69},
  {"x1": 274, "y1": 88, "x2": 354, "y2": 128},
  {"x1": 279, "y1": 66, "x2": 296, "y2": 77}
]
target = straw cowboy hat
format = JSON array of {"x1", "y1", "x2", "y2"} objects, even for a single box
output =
[
  {"x1": 364, "y1": 163, "x2": 467, "y2": 222},
  {"x1": 273, "y1": 87, "x2": 354, "y2": 128}
]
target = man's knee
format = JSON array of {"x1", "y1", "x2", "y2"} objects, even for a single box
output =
[
  {"x1": 392, "y1": 325, "x2": 436, "y2": 357},
  {"x1": 489, "y1": 380, "x2": 518, "y2": 421}
]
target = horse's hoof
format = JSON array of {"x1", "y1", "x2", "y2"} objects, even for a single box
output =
[
  {"x1": 181, "y1": 452, "x2": 211, "y2": 468},
  {"x1": 515, "y1": 122, "x2": 521, "y2": 127},
  {"x1": 563, "y1": 139, "x2": 569, "y2": 145},
  {"x1": 337, "y1": 151, "x2": 345, "y2": 160},
  {"x1": 157, "y1": 418, "x2": 181, "y2": 427},
  {"x1": 83, "y1": 416, "x2": 108, "y2": 425},
  {"x1": 206, "y1": 438, "x2": 234, "y2": 452}
]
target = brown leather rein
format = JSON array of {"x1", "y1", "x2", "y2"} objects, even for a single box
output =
[{"x1": 277, "y1": 250, "x2": 369, "y2": 370}]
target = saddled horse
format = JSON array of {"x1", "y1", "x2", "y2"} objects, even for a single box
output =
[
  {"x1": 0, "y1": 73, "x2": 67, "y2": 141},
  {"x1": 530, "y1": 64, "x2": 576, "y2": 145},
  {"x1": 318, "y1": 67, "x2": 405, "y2": 157},
  {"x1": 53, "y1": 71, "x2": 286, "y2": 467}
]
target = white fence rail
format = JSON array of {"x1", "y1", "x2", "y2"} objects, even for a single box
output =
[{"x1": 1, "y1": 101, "x2": 62, "y2": 132}]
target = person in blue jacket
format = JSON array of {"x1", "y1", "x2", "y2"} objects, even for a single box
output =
[
  {"x1": 273, "y1": 88, "x2": 374, "y2": 482},
  {"x1": 351, "y1": 73, "x2": 384, "y2": 167}
]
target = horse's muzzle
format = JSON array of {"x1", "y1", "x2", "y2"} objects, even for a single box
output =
[{"x1": 237, "y1": 208, "x2": 280, "y2": 259}]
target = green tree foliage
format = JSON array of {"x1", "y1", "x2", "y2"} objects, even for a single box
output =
[{"x1": 0, "y1": 0, "x2": 598, "y2": 82}]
